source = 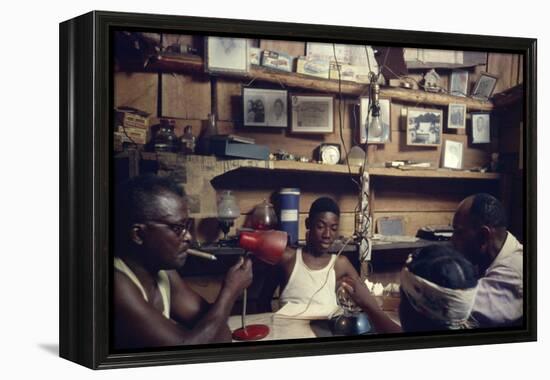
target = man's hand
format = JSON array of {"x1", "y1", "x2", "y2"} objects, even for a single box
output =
[
  {"x1": 223, "y1": 257, "x2": 253, "y2": 297},
  {"x1": 339, "y1": 275, "x2": 381, "y2": 312}
]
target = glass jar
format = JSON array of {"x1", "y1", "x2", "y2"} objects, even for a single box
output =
[{"x1": 154, "y1": 119, "x2": 178, "y2": 152}]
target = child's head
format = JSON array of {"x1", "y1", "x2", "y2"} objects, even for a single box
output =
[{"x1": 399, "y1": 244, "x2": 478, "y2": 332}]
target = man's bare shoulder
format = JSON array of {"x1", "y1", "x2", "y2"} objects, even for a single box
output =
[
  {"x1": 280, "y1": 247, "x2": 297, "y2": 264},
  {"x1": 276, "y1": 247, "x2": 297, "y2": 276},
  {"x1": 334, "y1": 255, "x2": 359, "y2": 279},
  {"x1": 114, "y1": 270, "x2": 138, "y2": 293},
  {"x1": 114, "y1": 270, "x2": 149, "y2": 308}
]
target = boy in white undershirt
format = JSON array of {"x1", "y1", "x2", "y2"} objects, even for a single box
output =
[{"x1": 274, "y1": 197, "x2": 361, "y2": 309}]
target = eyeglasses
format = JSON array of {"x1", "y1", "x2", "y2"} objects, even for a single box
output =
[{"x1": 147, "y1": 219, "x2": 192, "y2": 237}]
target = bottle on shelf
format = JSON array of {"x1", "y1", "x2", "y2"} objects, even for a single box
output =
[
  {"x1": 197, "y1": 113, "x2": 218, "y2": 155},
  {"x1": 180, "y1": 125, "x2": 196, "y2": 154},
  {"x1": 153, "y1": 118, "x2": 179, "y2": 152}
]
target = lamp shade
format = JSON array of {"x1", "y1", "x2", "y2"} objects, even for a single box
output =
[
  {"x1": 239, "y1": 230, "x2": 287, "y2": 265},
  {"x1": 217, "y1": 190, "x2": 240, "y2": 221}
]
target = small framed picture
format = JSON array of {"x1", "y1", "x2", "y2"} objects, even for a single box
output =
[
  {"x1": 206, "y1": 37, "x2": 249, "y2": 74},
  {"x1": 376, "y1": 216, "x2": 405, "y2": 236},
  {"x1": 360, "y1": 98, "x2": 391, "y2": 144},
  {"x1": 442, "y1": 140, "x2": 464, "y2": 169},
  {"x1": 449, "y1": 69, "x2": 469, "y2": 96},
  {"x1": 243, "y1": 88, "x2": 288, "y2": 127},
  {"x1": 290, "y1": 94, "x2": 334, "y2": 133},
  {"x1": 448, "y1": 103, "x2": 467, "y2": 129},
  {"x1": 406, "y1": 107, "x2": 442, "y2": 146},
  {"x1": 472, "y1": 72, "x2": 498, "y2": 99},
  {"x1": 472, "y1": 113, "x2": 491, "y2": 143}
]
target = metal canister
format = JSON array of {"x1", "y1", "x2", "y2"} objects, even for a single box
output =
[{"x1": 279, "y1": 188, "x2": 300, "y2": 246}]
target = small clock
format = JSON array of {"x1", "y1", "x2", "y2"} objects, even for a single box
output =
[{"x1": 318, "y1": 143, "x2": 341, "y2": 165}]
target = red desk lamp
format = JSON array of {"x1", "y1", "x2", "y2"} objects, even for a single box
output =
[{"x1": 232, "y1": 230, "x2": 287, "y2": 341}]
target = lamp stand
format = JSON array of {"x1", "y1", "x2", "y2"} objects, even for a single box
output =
[{"x1": 231, "y1": 254, "x2": 270, "y2": 341}]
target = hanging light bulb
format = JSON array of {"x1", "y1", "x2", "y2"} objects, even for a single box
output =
[
  {"x1": 369, "y1": 109, "x2": 382, "y2": 138},
  {"x1": 369, "y1": 82, "x2": 383, "y2": 138}
]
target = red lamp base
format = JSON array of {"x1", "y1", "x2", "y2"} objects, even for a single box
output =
[{"x1": 232, "y1": 324, "x2": 270, "y2": 341}]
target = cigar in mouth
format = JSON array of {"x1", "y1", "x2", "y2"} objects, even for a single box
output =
[{"x1": 186, "y1": 248, "x2": 217, "y2": 261}]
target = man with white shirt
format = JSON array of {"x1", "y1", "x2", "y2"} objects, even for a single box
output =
[{"x1": 452, "y1": 193, "x2": 523, "y2": 328}]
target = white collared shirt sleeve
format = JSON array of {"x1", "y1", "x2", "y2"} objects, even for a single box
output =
[{"x1": 469, "y1": 233, "x2": 523, "y2": 328}]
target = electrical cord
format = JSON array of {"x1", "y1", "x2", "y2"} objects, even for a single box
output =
[
  {"x1": 332, "y1": 44, "x2": 362, "y2": 192},
  {"x1": 281, "y1": 236, "x2": 355, "y2": 318}
]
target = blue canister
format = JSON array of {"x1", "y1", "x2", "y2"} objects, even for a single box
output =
[{"x1": 279, "y1": 188, "x2": 300, "y2": 246}]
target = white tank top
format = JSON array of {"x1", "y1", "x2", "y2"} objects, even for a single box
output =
[
  {"x1": 114, "y1": 257, "x2": 171, "y2": 319},
  {"x1": 279, "y1": 248, "x2": 338, "y2": 308}
]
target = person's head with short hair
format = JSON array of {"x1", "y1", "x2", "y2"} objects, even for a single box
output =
[
  {"x1": 399, "y1": 244, "x2": 478, "y2": 332},
  {"x1": 115, "y1": 174, "x2": 191, "y2": 270},
  {"x1": 452, "y1": 193, "x2": 508, "y2": 271},
  {"x1": 273, "y1": 98, "x2": 284, "y2": 119},
  {"x1": 475, "y1": 116, "x2": 487, "y2": 132},
  {"x1": 305, "y1": 197, "x2": 340, "y2": 256}
]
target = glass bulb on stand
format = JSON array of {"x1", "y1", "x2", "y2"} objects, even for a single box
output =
[
  {"x1": 217, "y1": 190, "x2": 240, "y2": 242},
  {"x1": 331, "y1": 284, "x2": 372, "y2": 335}
]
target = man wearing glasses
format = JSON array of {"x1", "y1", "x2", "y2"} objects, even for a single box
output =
[{"x1": 113, "y1": 174, "x2": 252, "y2": 349}]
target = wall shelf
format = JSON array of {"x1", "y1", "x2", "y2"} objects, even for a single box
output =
[
  {"x1": 120, "y1": 54, "x2": 494, "y2": 111},
  {"x1": 131, "y1": 152, "x2": 500, "y2": 180},
  {"x1": 257, "y1": 161, "x2": 499, "y2": 180}
]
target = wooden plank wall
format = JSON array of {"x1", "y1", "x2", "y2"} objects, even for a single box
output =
[
  {"x1": 495, "y1": 96, "x2": 524, "y2": 242},
  {"x1": 114, "y1": 33, "x2": 522, "y2": 242}
]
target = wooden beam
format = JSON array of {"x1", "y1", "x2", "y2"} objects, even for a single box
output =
[{"x1": 127, "y1": 54, "x2": 495, "y2": 111}]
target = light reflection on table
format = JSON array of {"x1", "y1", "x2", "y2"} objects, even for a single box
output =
[{"x1": 228, "y1": 298, "x2": 400, "y2": 342}]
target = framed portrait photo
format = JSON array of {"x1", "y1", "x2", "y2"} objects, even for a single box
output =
[
  {"x1": 243, "y1": 88, "x2": 288, "y2": 127},
  {"x1": 60, "y1": 10, "x2": 536, "y2": 370},
  {"x1": 472, "y1": 72, "x2": 498, "y2": 99},
  {"x1": 449, "y1": 69, "x2": 469, "y2": 97},
  {"x1": 360, "y1": 98, "x2": 391, "y2": 144},
  {"x1": 406, "y1": 107, "x2": 443, "y2": 146},
  {"x1": 472, "y1": 112, "x2": 491, "y2": 143},
  {"x1": 290, "y1": 94, "x2": 334, "y2": 133},
  {"x1": 442, "y1": 139, "x2": 464, "y2": 169},
  {"x1": 448, "y1": 103, "x2": 467, "y2": 129},
  {"x1": 206, "y1": 36, "x2": 249, "y2": 74}
]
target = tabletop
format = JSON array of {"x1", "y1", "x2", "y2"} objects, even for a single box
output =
[{"x1": 228, "y1": 297, "x2": 401, "y2": 342}]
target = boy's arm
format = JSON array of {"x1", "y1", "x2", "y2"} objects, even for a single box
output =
[
  {"x1": 339, "y1": 276, "x2": 402, "y2": 334},
  {"x1": 334, "y1": 255, "x2": 361, "y2": 283}
]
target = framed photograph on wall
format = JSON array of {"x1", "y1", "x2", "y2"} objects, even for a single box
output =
[
  {"x1": 442, "y1": 140, "x2": 464, "y2": 169},
  {"x1": 206, "y1": 36, "x2": 249, "y2": 74},
  {"x1": 472, "y1": 72, "x2": 498, "y2": 99},
  {"x1": 360, "y1": 98, "x2": 391, "y2": 144},
  {"x1": 449, "y1": 69, "x2": 469, "y2": 96},
  {"x1": 243, "y1": 88, "x2": 288, "y2": 127},
  {"x1": 60, "y1": 11, "x2": 536, "y2": 370},
  {"x1": 290, "y1": 94, "x2": 334, "y2": 133},
  {"x1": 448, "y1": 103, "x2": 467, "y2": 129},
  {"x1": 472, "y1": 112, "x2": 491, "y2": 143},
  {"x1": 406, "y1": 107, "x2": 443, "y2": 146}
]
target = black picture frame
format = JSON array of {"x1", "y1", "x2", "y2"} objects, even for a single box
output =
[
  {"x1": 60, "y1": 10, "x2": 537, "y2": 369},
  {"x1": 242, "y1": 87, "x2": 289, "y2": 128}
]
